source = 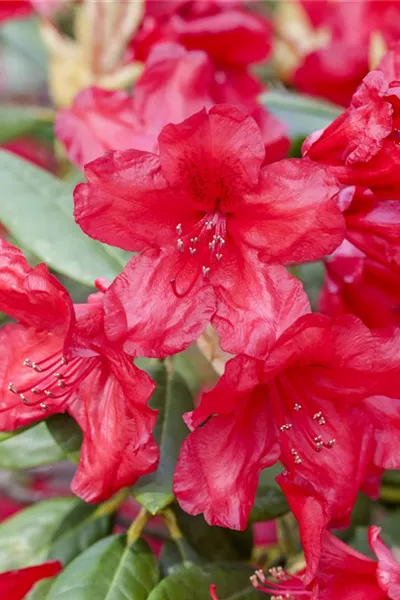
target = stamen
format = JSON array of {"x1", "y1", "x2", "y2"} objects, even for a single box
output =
[
  {"x1": 176, "y1": 223, "x2": 182, "y2": 235},
  {"x1": 202, "y1": 266, "x2": 211, "y2": 278}
]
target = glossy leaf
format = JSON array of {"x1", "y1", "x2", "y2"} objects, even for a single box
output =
[
  {"x1": 0, "y1": 150, "x2": 127, "y2": 286},
  {"x1": 0, "y1": 422, "x2": 65, "y2": 469},
  {"x1": 47, "y1": 535, "x2": 159, "y2": 600},
  {"x1": 46, "y1": 502, "x2": 113, "y2": 566},
  {"x1": 0, "y1": 498, "x2": 77, "y2": 571},
  {"x1": 249, "y1": 484, "x2": 289, "y2": 523},
  {"x1": 25, "y1": 577, "x2": 56, "y2": 600},
  {"x1": 148, "y1": 563, "x2": 259, "y2": 600},
  {"x1": 134, "y1": 361, "x2": 194, "y2": 514},
  {"x1": 262, "y1": 90, "x2": 342, "y2": 139},
  {"x1": 160, "y1": 539, "x2": 203, "y2": 577},
  {"x1": 172, "y1": 506, "x2": 252, "y2": 562},
  {"x1": 46, "y1": 414, "x2": 83, "y2": 464}
]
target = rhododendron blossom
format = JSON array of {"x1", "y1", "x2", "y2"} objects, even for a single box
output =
[
  {"x1": 74, "y1": 105, "x2": 344, "y2": 358},
  {"x1": 56, "y1": 43, "x2": 289, "y2": 169},
  {"x1": 0, "y1": 239, "x2": 158, "y2": 502},
  {"x1": 173, "y1": 313, "x2": 400, "y2": 529},
  {"x1": 274, "y1": 0, "x2": 400, "y2": 106},
  {"x1": 251, "y1": 526, "x2": 400, "y2": 599},
  {"x1": 303, "y1": 43, "x2": 400, "y2": 200}
]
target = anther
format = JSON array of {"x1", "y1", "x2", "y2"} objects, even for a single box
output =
[
  {"x1": 216, "y1": 253, "x2": 223, "y2": 261},
  {"x1": 218, "y1": 236, "x2": 225, "y2": 247},
  {"x1": 189, "y1": 247, "x2": 196, "y2": 255},
  {"x1": 57, "y1": 380, "x2": 65, "y2": 388},
  {"x1": 326, "y1": 439, "x2": 336, "y2": 448},
  {"x1": 8, "y1": 383, "x2": 18, "y2": 394},
  {"x1": 44, "y1": 390, "x2": 55, "y2": 398},
  {"x1": 19, "y1": 394, "x2": 30, "y2": 405},
  {"x1": 313, "y1": 411, "x2": 322, "y2": 420},
  {"x1": 54, "y1": 373, "x2": 63, "y2": 379},
  {"x1": 202, "y1": 266, "x2": 211, "y2": 278},
  {"x1": 32, "y1": 362, "x2": 42, "y2": 373},
  {"x1": 205, "y1": 221, "x2": 213, "y2": 230},
  {"x1": 31, "y1": 387, "x2": 40, "y2": 394},
  {"x1": 39, "y1": 402, "x2": 49, "y2": 411},
  {"x1": 61, "y1": 357, "x2": 68, "y2": 365},
  {"x1": 190, "y1": 237, "x2": 198, "y2": 244},
  {"x1": 177, "y1": 239, "x2": 184, "y2": 252},
  {"x1": 294, "y1": 403, "x2": 302, "y2": 411},
  {"x1": 280, "y1": 424, "x2": 292, "y2": 432},
  {"x1": 176, "y1": 223, "x2": 182, "y2": 235},
  {"x1": 209, "y1": 241, "x2": 216, "y2": 251},
  {"x1": 23, "y1": 358, "x2": 33, "y2": 368}
]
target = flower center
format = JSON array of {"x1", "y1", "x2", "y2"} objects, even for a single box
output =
[
  {"x1": 170, "y1": 209, "x2": 227, "y2": 298},
  {"x1": 271, "y1": 378, "x2": 336, "y2": 468},
  {"x1": 251, "y1": 567, "x2": 312, "y2": 599},
  {"x1": 7, "y1": 350, "x2": 97, "y2": 412}
]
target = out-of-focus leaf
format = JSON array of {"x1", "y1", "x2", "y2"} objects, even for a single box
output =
[
  {"x1": 262, "y1": 90, "x2": 342, "y2": 139},
  {"x1": 349, "y1": 526, "x2": 375, "y2": 558},
  {"x1": 293, "y1": 262, "x2": 326, "y2": 309},
  {"x1": 0, "y1": 422, "x2": 65, "y2": 469},
  {"x1": 148, "y1": 563, "x2": 260, "y2": 600},
  {"x1": 0, "y1": 498, "x2": 77, "y2": 570},
  {"x1": 46, "y1": 414, "x2": 82, "y2": 463},
  {"x1": 47, "y1": 536, "x2": 159, "y2": 600},
  {"x1": 0, "y1": 105, "x2": 54, "y2": 144},
  {"x1": 25, "y1": 577, "x2": 56, "y2": 600},
  {"x1": 172, "y1": 505, "x2": 252, "y2": 562},
  {"x1": 133, "y1": 361, "x2": 194, "y2": 514},
  {"x1": 47, "y1": 502, "x2": 113, "y2": 566},
  {"x1": 0, "y1": 151, "x2": 128, "y2": 286},
  {"x1": 160, "y1": 539, "x2": 203, "y2": 577}
]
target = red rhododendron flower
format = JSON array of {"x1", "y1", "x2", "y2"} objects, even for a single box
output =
[
  {"x1": 251, "y1": 526, "x2": 400, "y2": 599},
  {"x1": 303, "y1": 44, "x2": 400, "y2": 199},
  {"x1": 2, "y1": 138, "x2": 58, "y2": 174},
  {"x1": 275, "y1": 0, "x2": 400, "y2": 106},
  {"x1": 74, "y1": 105, "x2": 343, "y2": 358},
  {"x1": 173, "y1": 313, "x2": 400, "y2": 530},
  {"x1": 320, "y1": 240, "x2": 400, "y2": 329},
  {"x1": 0, "y1": 561, "x2": 62, "y2": 599},
  {"x1": 56, "y1": 43, "x2": 289, "y2": 169},
  {"x1": 0, "y1": 239, "x2": 158, "y2": 502},
  {"x1": 0, "y1": 0, "x2": 32, "y2": 22}
]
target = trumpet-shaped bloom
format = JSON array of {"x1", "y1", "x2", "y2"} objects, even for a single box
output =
[
  {"x1": 74, "y1": 105, "x2": 343, "y2": 358},
  {"x1": 173, "y1": 313, "x2": 400, "y2": 530},
  {"x1": 0, "y1": 239, "x2": 158, "y2": 502},
  {"x1": 251, "y1": 526, "x2": 400, "y2": 599}
]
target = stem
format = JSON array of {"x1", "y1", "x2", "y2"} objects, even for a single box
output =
[
  {"x1": 162, "y1": 508, "x2": 183, "y2": 540},
  {"x1": 127, "y1": 507, "x2": 151, "y2": 545},
  {"x1": 93, "y1": 487, "x2": 130, "y2": 518}
]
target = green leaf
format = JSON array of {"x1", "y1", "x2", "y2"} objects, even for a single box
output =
[
  {"x1": 0, "y1": 105, "x2": 54, "y2": 144},
  {"x1": 46, "y1": 414, "x2": 83, "y2": 463},
  {"x1": 160, "y1": 539, "x2": 204, "y2": 577},
  {"x1": 0, "y1": 498, "x2": 77, "y2": 570},
  {"x1": 148, "y1": 563, "x2": 260, "y2": 600},
  {"x1": 0, "y1": 422, "x2": 65, "y2": 469},
  {"x1": 172, "y1": 506, "x2": 252, "y2": 562},
  {"x1": 249, "y1": 462, "x2": 289, "y2": 523},
  {"x1": 25, "y1": 577, "x2": 56, "y2": 600},
  {"x1": 262, "y1": 90, "x2": 342, "y2": 138},
  {"x1": 249, "y1": 485, "x2": 289, "y2": 523},
  {"x1": 47, "y1": 502, "x2": 113, "y2": 567},
  {"x1": 134, "y1": 361, "x2": 194, "y2": 514},
  {"x1": 47, "y1": 535, "x2": 159, "y2": 600},
  {"x1": 0, "y1": 150, "x2": 128, "y2": 286}
]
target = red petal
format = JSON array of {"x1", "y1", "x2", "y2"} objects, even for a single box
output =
[
  {"x1": 70, "y1": 354, "x2": 158, "y2": 502},
  {"x1": 173, "y1": 9, "x2": 271, "y2": 66},
  {"x1": 316, "y1": 529, "x2": 384, "y2": 600},
  {"x1": 173, "y1": 387, "x2": 279, "y2": 530},
  {"x1": 0, "y1": 561, "x2": 62, "y2": 599},
  {"x1": 0, "y1": 324, "x2": 65, "y2": 430},
  {"x1": 74, "y1": 150, "x2": 179, "y2": 252},
  {"x1": 158, "y1": 105, "x2": 265, "y2": 210},
  {"x1": 103, "y1": 249, "x2": 215, "y2": 357},
  {"x1": 55, "y1": 87, "x2": 140, "y2": 169},
  {"x1": 0, "y1": 239, "x2": 73, "y2": 337},
  {"x1": 232, "y1": 159, "x2": 344, "y2": 264},
  {"x1": 212, "y1": 256, "x2": 310, "y2": 357},
  {"x1": 369, "y1": 527, "x2": 400, "y2": 599}
]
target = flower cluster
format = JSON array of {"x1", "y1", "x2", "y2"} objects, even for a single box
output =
[{"x1": 1, "y1": 1, "x2": 400, "y2": 596}]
